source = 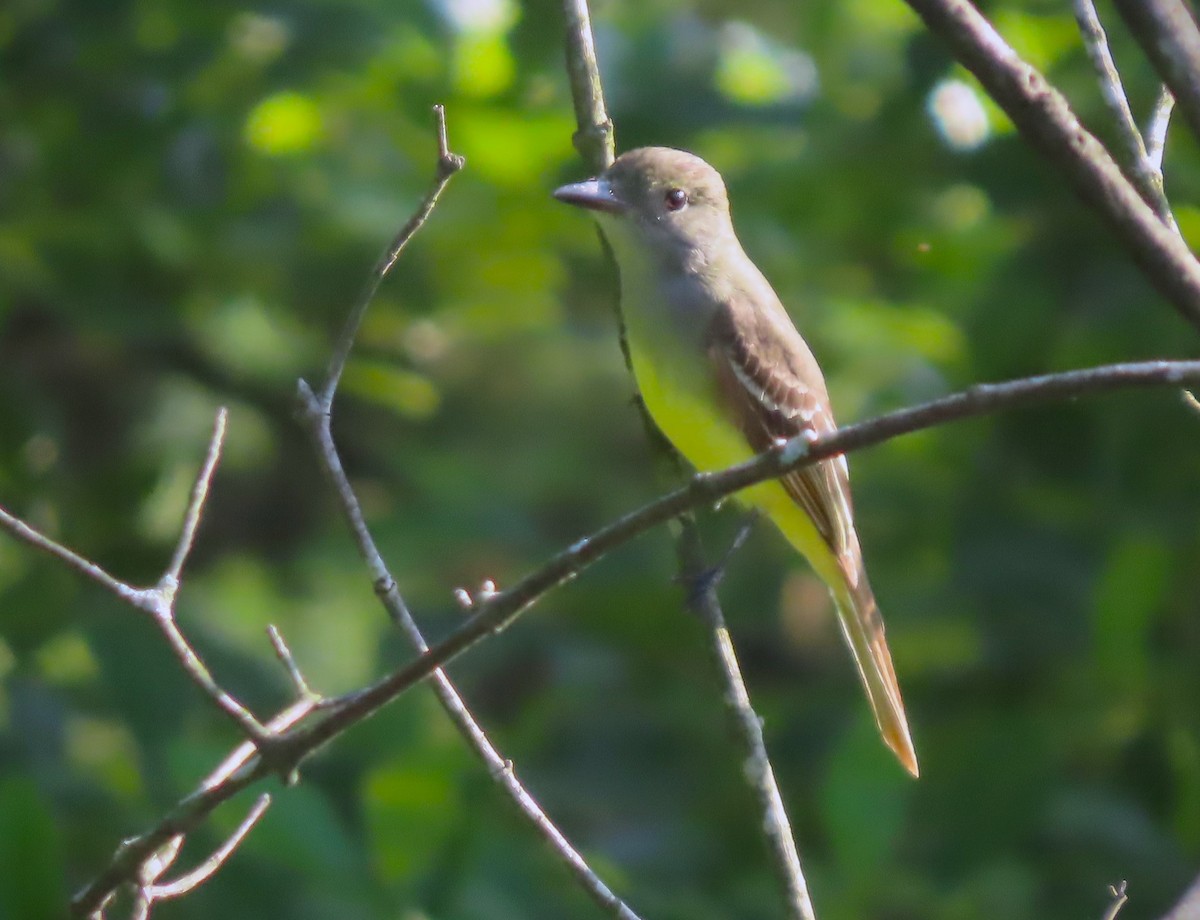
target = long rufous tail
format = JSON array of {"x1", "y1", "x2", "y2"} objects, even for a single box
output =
[{"x1": 831, "y1": 575, "x2": 918, "y2": 777}]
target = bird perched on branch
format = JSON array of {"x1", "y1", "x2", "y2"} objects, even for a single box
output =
[{"x1": 555, "y1": 147, "x2": 918, "y2": 777}]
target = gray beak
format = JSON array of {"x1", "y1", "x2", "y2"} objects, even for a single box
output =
[{"x1": 552, "y1": 177, "x2": 626, "y2": 214}]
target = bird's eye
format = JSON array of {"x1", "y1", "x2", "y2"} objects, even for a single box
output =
[{"x1": 664, "y1": 188, "x2": 689, "y2": 211}]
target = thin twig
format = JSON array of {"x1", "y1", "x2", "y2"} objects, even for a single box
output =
[
  {"x1": 128, "y1": 835, "x2": 184, "y2": 920},
  {"x1": 676, "y1": 520, "x2": 816, "y2": 920},
  {"x1": 296, "y1": 101, "x2": 642, "y2": 918},
  {"x1": 1113, "y1": 0, "x2": 1200, "y2": 147},
  {"x1": 0, "y1": 411, "x2": 268, "y2": 745},
  {"x1": 903, "y1": 0, "x2": 1200, "y2": 332},
  {"x1": 1072, "y1": 0, "x2": 1147, "y2": 162},
  {"x1": 153, "y1": 408, "x2": 268, "y2": 741},
  {"x1": 152, "y1": 612, "x2": 268, "y2": 742},
  {"x1": 136, "y1": 837, "x2": 184, "y2": 892},
  {"x1": 70, "y1": 103, "x2": 636, "y2": 920},
  {"x1": 0, "y1": 504, "x2": 147, "y2": 607},
  {"x1": 0, "y1": 413, "x2": 297, "y2": 914},
  {"x1": 162, "y1": 408, "x2": 227, "y2": 594},
  {"x1": 1145, "y1": 87, "x2": 1176, "y2": 173},
  {"x1": 316, "y1": 105, "x2": 464, "y2": 407},
  {"x1": 144, "y1": 795, "x2": 272, "y2": 901},
  {"x1": 563, "y1": 0, "x2": 615, "y2": 172},
  {"x1": 1070, "y1": 0, "x2": 1176, "y2": 227},
  {"x1": 73, "y1": 699, "x2": 315, "y2": 916},
  {"x1": 296, "y1": 394, "x2": 643, "y2": 919},
  {"x1": 267, "y1": 624, "x2": 317, "y2": 702},
  {"x1": 1103, "y1": 880, "x2": 1129, "y2": 920}
]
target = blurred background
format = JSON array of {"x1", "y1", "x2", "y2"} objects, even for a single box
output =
[{"x1": 2, "y1": 0, "x2": 1199, "y2": 917}]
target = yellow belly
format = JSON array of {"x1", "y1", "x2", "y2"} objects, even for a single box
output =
[{"x1": 629, "y1": 343, "x2": 844, "y2": 588}]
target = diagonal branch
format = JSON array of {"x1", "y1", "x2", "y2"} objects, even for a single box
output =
[
  {"x1": 903, "y1": 0, "x2": 1200, "y2": 333},
  {"x1": 68, "y1": 357, "x2": 1200, "y2": 917},
  {"x1": 1113, "y1": 0, "x2": 1200, "y2": 148},
  {"x1": 0, "y1": 504, "x2": 147, "y2": 608},
  {"x1": 1070, "y1": 0, "x2": 1176, "y2": 227},
  {"x1": 1102, "y1": 880, "x2": 1129, "y2": 920},
  {"x1": 162, "y1": 408, "x2": 227, "y2": 593},
  {"x1": 283, "y1": 358, "x2": 1200, "y2": 760},
  {"x1": 297, "y1": 105, "x2": 642, "y2": 920},
  {"x1": 298, "y1": 384, "x2": 643, "y2": 920},
  {"x1": 72, "y1": 700, "x2": 315, "y2": 916},
  {"x1": 128, "y1": 794, "x2": 272, "y2": 918},
  {"x1": 315, "y1": 104, "x2": 464, "y2": 408},
  {"x1": 143, "y1": 794, "x2": 272, "y2": 903},
  {"x1": 0, "y1": 408, "x2": 268, "y2": 745},
  {"x1": 1145, "y1": 87, "x2": 1176, "y2": 174}
]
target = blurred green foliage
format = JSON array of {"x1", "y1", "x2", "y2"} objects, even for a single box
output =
[{"x1": 2, "y1": 0, "x2": 1199, "y2": 917}]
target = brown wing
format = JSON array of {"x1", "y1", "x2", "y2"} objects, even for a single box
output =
[
  {"x1": 707, "y1": 295, "x2": 919, "y2": 777},
  {"x1": 707, "y1": 301, "x2": 856, "y2": 561}
]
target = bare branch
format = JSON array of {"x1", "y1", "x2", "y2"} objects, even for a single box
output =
[
  {"x1": 563, "y1": 0, "x2": 615, "y2": 172},
  {"x1": 1114, "y1": 0, "x2": 1200, "y2": 148},
  {"x1": 296, "y1": 99, "x2": 642, "y2": 918},
  {"x1": 1070, "y1": 0, "x2": 1176, "y2": 226},
  {"x1": 126, "y1": 796, "x2": 271, "y2": 918},
  {"x1": 135, "y1": 836, "x2": 184, "y2": 891},
  {"x1": 147, "y1": 408, "x2": 270, "y2": 741},
  {"x1": 1072, "y1": 0, "x2": 1145, "y2": 161},
  {"x1": 1145, "y1": 87, "x2": 1175, "y2": 173},
  {"x1": 297, "y1": 386, "x2": 643, "y2": 920},
  {"x1": 903, "y1": 0, "x2": 1200, "y2": 333},
  {"x1": 144, "y1": 795, "x2": 271, "y2": 902},
  {"x1": 677, "y1": 519, "x2": 816, "y2": 920},
  {"x1": 152, "y1": 611, "x2": 268, "y2": 742},
  {"x1": 1102, "y1": 881, "x2": 1129, "y2": 920},
  {"x1": 73, "y1": 101, "x2": 637, "y2": 920},
  {"x1": 0, "y1": 504, "x2": 147, "y2": 608},
  {"x1": 285, "y1": 359, "x2": 1200, "y2": 759},
  {"x1": 73, "y1": 357, "x2": 1200, "y2": 917},
  {"x1": 4, "y1": 410, "x2": 291, "y2": 915},
  {"x1": 0, "y1": 412, "x2": 268, "y2": 745},
  {"x1": 127, "y1": 835, "x2": 184, "y2": 920},
  {"x1": 316, "y1": 104, "x2": 464, "y2": 407},
  {"x1": 161, "y1": 408, "x2": 227, "y2": 595},
  {"x1": 73, "y1": 699, "x2": 315, "y2": 916},
  {"x1": 267, "y1": 624, "x2": 318, "y2": 702}
]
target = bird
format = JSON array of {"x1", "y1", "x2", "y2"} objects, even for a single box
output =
[{"x1": 554, "y1": 147, "x2": 918, "y2": 777}]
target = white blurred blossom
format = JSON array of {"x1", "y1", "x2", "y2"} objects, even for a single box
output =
[{"x1": 927, "y1": 79, "x2": 990, "y2": 151}]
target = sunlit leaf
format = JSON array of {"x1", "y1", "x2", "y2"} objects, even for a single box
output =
[{"x1": 245, "y1": 91, "x2": 324, "y2": 155}]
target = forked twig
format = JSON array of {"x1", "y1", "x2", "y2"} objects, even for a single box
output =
[
  {"x1": 316, "y1": 105, "x2": 464, "y2": 407},
  {"x1": 129, "y1": 796, "x2": 272, "y2": 918},
  {"x1": 1070, "y1": 0, "x2": 1176, "y2": 227},
  {"x1": 296, "y1": 104, "x2": 643, "y2": 919},
  {"x1": 1102, "y1": 880, "x2": 1129, "y2": 920}
]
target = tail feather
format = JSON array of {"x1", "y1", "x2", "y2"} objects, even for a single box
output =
[{"x1": 832, "y1": 577, "x2": 918, "y2": 778}]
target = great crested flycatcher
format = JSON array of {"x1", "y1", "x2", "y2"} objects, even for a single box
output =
[{"x1": 555, "y1": 147, "x2": 918, "y2": 777}]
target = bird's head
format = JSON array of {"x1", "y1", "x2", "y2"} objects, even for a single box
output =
[{"x1": 554, "y1": 147, "x2": 734, "y2": 258}]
